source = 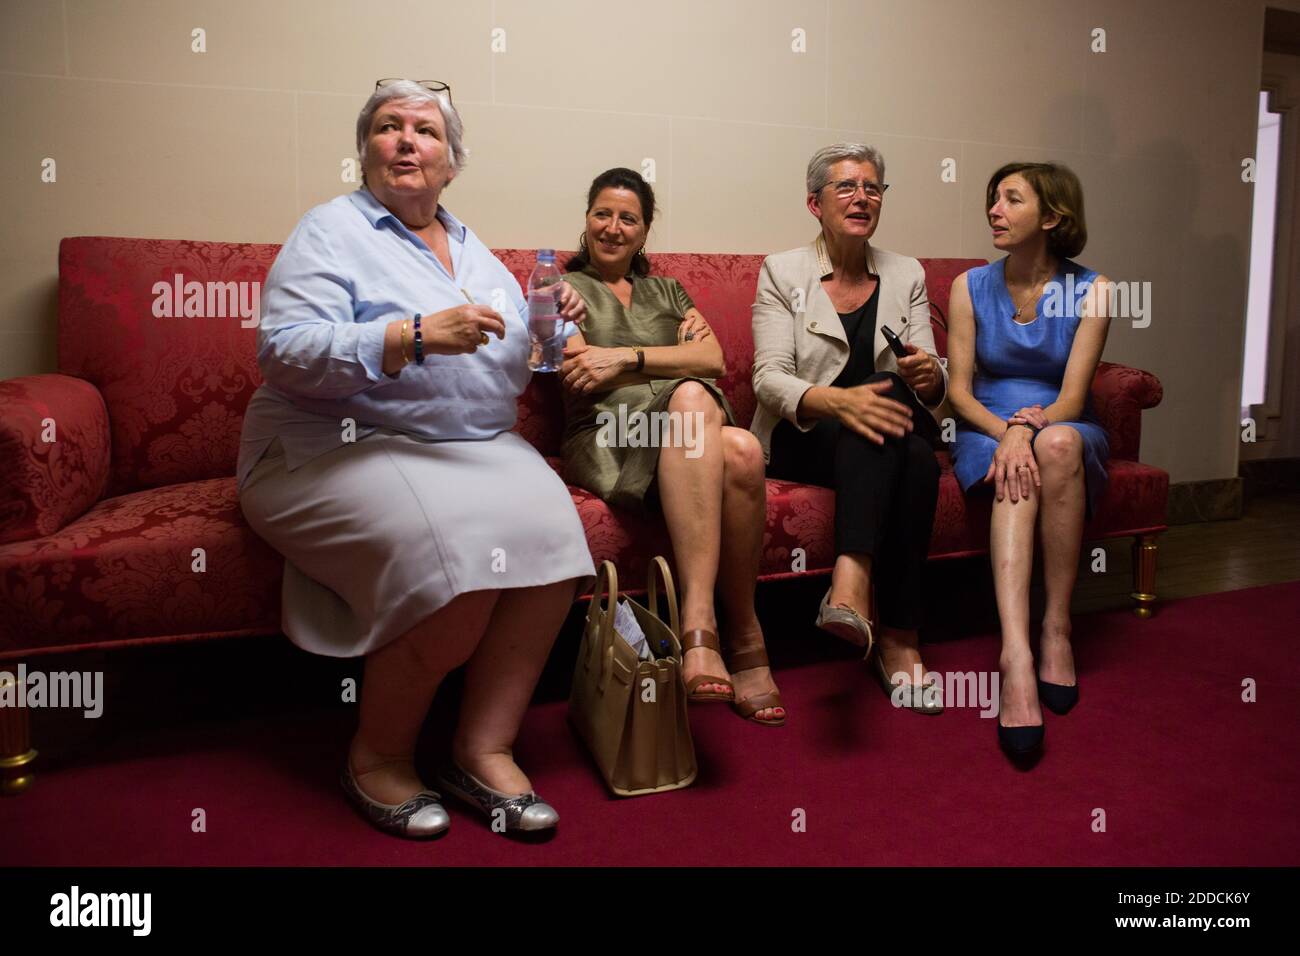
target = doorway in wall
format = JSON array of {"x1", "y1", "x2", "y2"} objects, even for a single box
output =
[{"x1": 1241, "y1": 10, "x2": 1300, "y2": 467}]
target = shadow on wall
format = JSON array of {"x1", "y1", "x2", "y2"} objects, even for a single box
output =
[
  {"x1": 1037, "y1": 91, "x2": 1249, "y2": 479},
  {"x1": 1127, "y1": 138, "x2": 1248, "y2": 477},
  {"x1": 36, "y1": 276, "x2": 59, "y2": 375}
]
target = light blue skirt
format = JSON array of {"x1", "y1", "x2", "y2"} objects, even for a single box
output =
[{"x1": 239, "y1": 428, "x2": 595, "y2": 658}]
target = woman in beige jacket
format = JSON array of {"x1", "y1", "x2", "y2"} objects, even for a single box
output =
[{"x1": 750, "y1": 143, "x2": 948, "y2": 713}]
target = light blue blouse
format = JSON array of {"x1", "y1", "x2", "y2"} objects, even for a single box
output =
[{"x1": 236, "y1": 188, "x2": 570, "y2": 491}]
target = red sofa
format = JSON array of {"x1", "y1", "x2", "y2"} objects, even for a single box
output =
[{"x1": 0, "y1": 237, "x2": 1168, "y2": 784}]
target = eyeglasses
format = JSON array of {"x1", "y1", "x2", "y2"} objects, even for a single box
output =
[
  {"x1": 374, "y1": 78, "x2": 453, "y2": 105},
  {"x1": 824, "y1": 179, "x2": 889, "y2": 201}
]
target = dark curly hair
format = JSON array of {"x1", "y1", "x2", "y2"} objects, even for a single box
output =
[{"x1": 565, "y1": 167, "x2": 657, "y2": 277}]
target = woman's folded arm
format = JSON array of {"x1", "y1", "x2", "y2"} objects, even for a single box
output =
[{"x1": 563, "y1": 310, "x2": 726, "y2": 395}]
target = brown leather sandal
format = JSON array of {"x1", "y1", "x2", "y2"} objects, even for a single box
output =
[
  {"x1": 681, "y1": 629, "x2": 735, "y2": 702},
  {"x1": 725, "y1": 645, "x2": 787, "y2": 727}
]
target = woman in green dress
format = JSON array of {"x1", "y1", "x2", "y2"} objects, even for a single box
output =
[{"x1": 559, "y1": 167, "x2": 786, "y2": 726}]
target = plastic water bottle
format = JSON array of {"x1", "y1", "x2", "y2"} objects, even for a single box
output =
[{"x1": 527, "y1": 249, "x2": 565, "y2": 372}]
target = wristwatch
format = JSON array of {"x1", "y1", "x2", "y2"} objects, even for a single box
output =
[
  {"x1": 1007, "y1": 420, "x2": 1041, "y2": 438},
  {"x1": 631, "y1": 347, "x2": 645, "y2": 372}
]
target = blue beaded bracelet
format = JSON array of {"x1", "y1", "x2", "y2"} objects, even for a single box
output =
[{"x1": 413, "y1": 313, "x2": 424, "y2": 365}]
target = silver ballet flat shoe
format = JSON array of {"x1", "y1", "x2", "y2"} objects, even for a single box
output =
[
  {"x1": 340, "y1": 762, "x2": 451, "y2": 839},
  {"x1": 871, "y1": 651, "x2": 944, "y2": 714},
  {"x1": 815, "y1": 587, "x2": 875, "y2": 655},
  {"x1": 436, "y1": 763, "x2": 559, "y2": 833}
]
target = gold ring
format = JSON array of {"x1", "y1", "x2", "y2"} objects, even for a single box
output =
[{"x1": 479, "y1": 332, "x2": 490, "y2": 346}]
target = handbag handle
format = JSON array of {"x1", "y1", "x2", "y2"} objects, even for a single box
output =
[
  {"x1": 585, "y1": 561, "x2": 619, "y2": 676},
  {"x1": 645, "y1": 555, "x2": 680, "y2": 639}
]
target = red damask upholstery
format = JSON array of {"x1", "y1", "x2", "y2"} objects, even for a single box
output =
[
  {"x1": 0, "y1": 236, "x2": 1168, "y2": 659},
  {"x1": 0, "y1": 478, "x2": 282, "y2": 655},
  {"x1": 57, "y1": 237, "x2": 278, "y2": 498},
  {"x1": 915, "y1": 257, "x2": 983, "y2": 357},
  {"x1": 0, "y1": 374, "x2": 111, "y2": 546},
  {"x1": 1092, "y1": 361, "x2": 1164, "y2": 462}
]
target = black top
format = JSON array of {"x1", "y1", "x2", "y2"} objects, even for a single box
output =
[{"x1": 831, "y1": 284, "x2": 881, "y2": 388}]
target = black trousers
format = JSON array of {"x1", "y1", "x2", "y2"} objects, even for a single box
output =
[{"x1": 767, "y1": 372, "x2": 940, "y2": 630}]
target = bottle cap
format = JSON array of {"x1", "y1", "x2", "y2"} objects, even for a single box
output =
[{"x1": 538, "y1": 249, "x2": 556, "y2": 260}]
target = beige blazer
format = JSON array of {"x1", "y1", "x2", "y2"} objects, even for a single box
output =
[{"x1": 749, "y1": 234, "x2": 949, "y2": 461}]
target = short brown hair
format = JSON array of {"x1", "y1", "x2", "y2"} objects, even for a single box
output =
[{"x1": 986, "y1": 162, "x2": 1087, "y2": 258}]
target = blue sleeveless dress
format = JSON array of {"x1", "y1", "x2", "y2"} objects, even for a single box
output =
[{"x1": 951, "y1": 258, "x2": 1109, "y2": 517}]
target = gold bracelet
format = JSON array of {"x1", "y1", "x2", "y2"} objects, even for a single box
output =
[{"x1": 400, "y1": 319, "x2": 412, "y2": 364}]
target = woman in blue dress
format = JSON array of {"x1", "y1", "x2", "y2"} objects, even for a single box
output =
[{"x1": 947, "y1": 162, "x2": 1112, "y2": 756}]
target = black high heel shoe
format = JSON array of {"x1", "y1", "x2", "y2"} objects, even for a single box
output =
[
  {"x1": 997, "y1": 719, "x2": 1044, "y2": 755},
  {"x1": 998, "y1": 667, "x2": 1044, "y2": 755},
  {"x1": 1037, "y1": 678, "x2": 1078, "y2": 715},
  {"x1": 1037, "y1": 632, "x2": 1078, "y2": 715}
]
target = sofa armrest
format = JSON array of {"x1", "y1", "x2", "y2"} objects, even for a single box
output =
[
  {"x1": 1090, "y1": 361, "x2": 1164, "y2": 461},
  {"x1": 0, "y1": 374, "x2": 110, "y2": 544}
]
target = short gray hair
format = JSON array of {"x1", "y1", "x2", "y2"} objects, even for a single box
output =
[
  {"x1": 355, "y1": 80, "x2": 468, "y2": 178},
  {"x1": 806, "y1": 143, "x2": 886, "y2": 194}
]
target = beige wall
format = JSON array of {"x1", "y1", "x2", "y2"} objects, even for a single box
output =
[{"x1": 0, "y1": 0, "x2": 1282, "y2": 483}]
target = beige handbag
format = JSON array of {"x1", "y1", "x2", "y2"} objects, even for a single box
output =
[{"x1": 568, "y1": 558, "x2": 697, "y2": 797}]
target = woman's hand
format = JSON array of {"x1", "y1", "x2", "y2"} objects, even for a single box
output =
[
  {"x1": 984, "y1": 424, "x2": 1040, "y2": 502},
  {"x1": 832, "y1": 380, "x2": 913, "y2": 444},
  {"x1": 556, "y1": 281, "x2": 587, "y2": 326},
  {"x1": 897, "y1": 343, "x2": 940, "y2": 402},
  {"x1": 1009, "y1": 404, "x2": 1050, "y2": 429},
  {"x1": 678, "y1": 311, "x2": 712, "y2": 344},
  {"x1": 560, "y1": 343, "x2": 633, "y2": 394},
  {"x1": 422, "y1": 304, "x2": 507, "y2": 355}
]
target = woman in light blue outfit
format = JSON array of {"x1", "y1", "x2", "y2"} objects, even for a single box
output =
[
  {"x1": 238, "y1": 80, "x2": 595, "y2": 837},
  {"x1": 947, "y1": 162, "x2": 1113, "y2": 757}
]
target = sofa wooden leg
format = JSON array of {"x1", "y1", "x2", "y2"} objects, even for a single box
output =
[
  {"x1": 0, "y1": 674, "x2": 37, "y2": 795},
  {"x1": 1130, "y1": 533, "x2": 1160, "y2": 619}
]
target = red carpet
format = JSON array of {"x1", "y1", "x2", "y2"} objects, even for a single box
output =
[{"x1": 3, "y1": 582, "x2": 1298, "y2": 866}]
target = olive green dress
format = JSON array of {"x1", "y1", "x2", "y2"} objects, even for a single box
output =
[{"x1": 561, "y1": 263, "x2": 736, "y2": 512}]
